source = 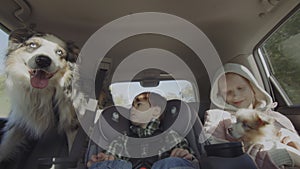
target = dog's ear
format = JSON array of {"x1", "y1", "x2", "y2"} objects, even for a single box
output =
[
  {"x1": 66, "y1": 42, "x2": 80, "y2": 63},
  {"x1": 8, "y1": 28, "x2": 35, "y2": 50},
  {"x1": 256, "y1": 112, "x2": 274, "y2": 126},
  {"x1": 9, "y1": 28, "x2": 35, "y2": 43}
]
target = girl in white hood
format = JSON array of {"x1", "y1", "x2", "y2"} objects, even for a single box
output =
[{"x1": 204, "y1": 63, "x2": 300, "y2": 169}]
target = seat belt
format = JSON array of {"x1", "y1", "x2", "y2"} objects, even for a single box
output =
[
  {"x1": 68, "y1": 126, "x2": 89, "y2": 168},
  {"x1": 70, "y1": 68, "x2": 109, "y2": 168}
]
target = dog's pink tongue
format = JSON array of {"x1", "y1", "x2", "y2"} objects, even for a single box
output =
[{"x1": 30, "y1": 70, "x2": 49, "y2": 89}]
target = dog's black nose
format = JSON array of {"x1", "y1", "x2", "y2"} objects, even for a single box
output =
[{"x1": 35, "y1": 55, "x2": 51, "y2": 68}]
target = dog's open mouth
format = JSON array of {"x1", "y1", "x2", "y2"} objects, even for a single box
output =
[{"x1": 29, "y1": 69, "x2": 56, "y2": 89}]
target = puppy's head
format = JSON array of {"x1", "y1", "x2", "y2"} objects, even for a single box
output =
[
  {"x1": 228, "y1": 109, "x2": 274, "y2": 143},
  {"x1": 6, "y1": 28, "x2": 79, "y2": 89}
]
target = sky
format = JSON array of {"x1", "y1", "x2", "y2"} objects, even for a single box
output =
[{"x1": 0, "y1": 29, "x2": 8, "y2": 74}]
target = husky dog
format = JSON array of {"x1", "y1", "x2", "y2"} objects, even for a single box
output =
[{"x1": 0, "y1": 28, "x2": 84, "y2": 161}]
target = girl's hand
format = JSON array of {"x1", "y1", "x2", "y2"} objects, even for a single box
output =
[{"x1": 278, "y1": 128, "x2": 300, "y2": 150}]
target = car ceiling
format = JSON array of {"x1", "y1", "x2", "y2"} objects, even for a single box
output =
[{"x1": 0, "y1": 0, "x2": 299, "y2": 61}]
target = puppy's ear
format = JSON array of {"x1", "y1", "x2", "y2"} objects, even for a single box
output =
[
  {"x1": 8, "y1": 28, "x2": 35, "y2": 50},
  {"x1": 256, "y1": 112, "x2": 274, "y2": 126},
  {"x1": 66, "y1": 42, "x2": 80, "y2": 63}
]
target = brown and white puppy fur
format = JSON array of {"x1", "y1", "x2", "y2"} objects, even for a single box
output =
[
  {"x1": 228, "y1": 109, "x2": 276, "y2": 148},
  {"x1": 0, "y1": 29, "x2": 84, "y2": 162},
  {"x1": 229, "y1": 109, "x2": 300, "y2": 167}
]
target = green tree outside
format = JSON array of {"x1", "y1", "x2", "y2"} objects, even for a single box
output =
[{"x1": 262, "y1": 10, "x2": 300, "y2": 104}]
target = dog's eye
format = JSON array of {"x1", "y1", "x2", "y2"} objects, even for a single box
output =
[
  {"x1": 56, "y1": 50, "x2": 64, "y2": 56},
  {"x1": 28, "y1": 42, "x2": 38, "y2": 48},
  {"x1": 242, "y1": 122, "x2": 253, "y2": 129}
]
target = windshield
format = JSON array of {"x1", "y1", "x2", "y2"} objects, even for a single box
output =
[{"x1": 110, "y1": 80, "x2": 197, "y2": 108}]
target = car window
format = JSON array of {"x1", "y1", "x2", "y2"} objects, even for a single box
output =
[
  {"x1": 0, "y1": 28, "x2": 10, "y2": 117},
  {"x1": 110, "y1": 80, "x2": 197, "y2": 108},
  {"x1": 258, "y1": 9, "x2": 300, "y2": 105}
]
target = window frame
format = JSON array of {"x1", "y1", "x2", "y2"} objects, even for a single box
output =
[
  {"x1": 0, "y1": 24, "x2": 10, "y2": 117},
  {"x1": 254, "y1": 4, "x2": 300, "y2": 107}
]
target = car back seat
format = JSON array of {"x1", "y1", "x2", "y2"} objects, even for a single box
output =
[
  {"x1": 0, "y1": 126, "x2": 70, "y2": 169},
  {"x1": 187, "y1": 101, "x2": 211, "y2": 123},
  {"x1": 85, "y1": 99, "x2": 259, "y2": 169},
  {"x1": 86, "y1": 99, "x2": 202, "y2": 169},
  {"x1": 0, "y1": 121, "x2": 88, "y2": 169}
]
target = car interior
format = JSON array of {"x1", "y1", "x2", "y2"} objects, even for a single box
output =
[{"x1": 0, "y1": 0, "x2": 299, "y2": 169}]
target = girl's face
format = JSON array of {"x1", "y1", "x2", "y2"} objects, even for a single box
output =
[{"x1": 218, "y1": 73, "x2": 255, "y2": 108}]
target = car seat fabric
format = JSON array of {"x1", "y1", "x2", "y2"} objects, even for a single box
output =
[
  {"x1": 162, "y1": 99, "x2": 203, "y2": 160},
  {"x1": 85, "y1": 99, "x2": 260, "y2": 169},
  {"x1": 0, "y1": 126, "x2": 69, "y2": 169},
  {"x1": 0, "y1": 120, "x2": 90, "y2": 169},
  {"x1": 200, "y1": 153, "x2": 258, "y2": 169},
  {"x1": 88, "y1": 106, "x2": 131, "y2": 151},
  {"x1": 187, "y1": 101, "x2": 211, "y2": 124}
]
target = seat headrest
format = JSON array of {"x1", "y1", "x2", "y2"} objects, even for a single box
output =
[
  {"x1": 187, "y1": 101, "x2": 211, "y2": 123},
  {"x1": 91, "y1": 106, "x2": 131, "y2": 146},
  {"x1": 92, "y1": 100, "x2": 194, "y2": 146},
  {"x1": 100, "y1": 106, "x2": 130, "y2": 133},
  {"x1": 162, "y1": 99, "x2": 193, "y2": 136}
]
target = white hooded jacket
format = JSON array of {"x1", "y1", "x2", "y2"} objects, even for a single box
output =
[{"x1": 210, "y1": 63, "x2": 274, "y2": 112}]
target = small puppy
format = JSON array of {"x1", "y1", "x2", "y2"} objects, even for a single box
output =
[
  {"x1": 228, "y1": 109, "x2": 276, "y2": 148},
  {"x1": 229, "y1": 109, "x2": 300, "y2": 167}
]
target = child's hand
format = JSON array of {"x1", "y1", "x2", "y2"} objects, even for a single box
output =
[
  {"x1": 170, "y1": 148, "x2": 194, "y2": 160},
  {"x1": 278, "y1": 128, "x2": 300, "y2": 150},
  {"x1": 281, "y1": 136, "x2": 300, "y2": 150},
  {"x1": 86, "y1": 152, "x2": 115, "y2": 167}
]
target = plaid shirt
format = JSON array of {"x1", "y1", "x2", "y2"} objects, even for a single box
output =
[
  {"x1": 129, "y1": 119, "x2": 161, "y2": 138},
  {"x1": 106, "y1": 134, "x2": 130, "y2": 160},
  {"x1": 106, "y1": 119, "x2": 193, "y2": 160}
]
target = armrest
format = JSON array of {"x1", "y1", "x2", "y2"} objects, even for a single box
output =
[
  {"x1": 204, "y1": 142, "x2": 244, "y2": 158},
  {"x1": 200, "y1": 154, "x2": 258, "y2": 169}
]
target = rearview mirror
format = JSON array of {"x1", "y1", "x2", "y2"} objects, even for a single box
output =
[{"x1": 140, "y1": 79, "x2": 160, "y2": 87}]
